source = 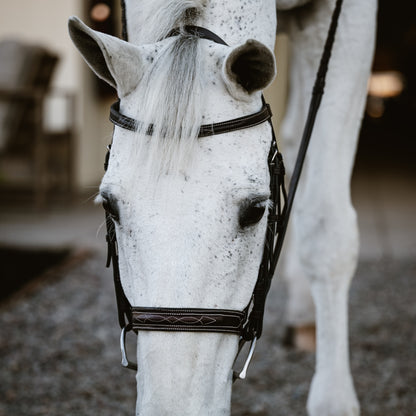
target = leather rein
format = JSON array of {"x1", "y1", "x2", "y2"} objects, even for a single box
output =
[{"x1": 104, "y1": 0, "x2": 343, "y2": 380}]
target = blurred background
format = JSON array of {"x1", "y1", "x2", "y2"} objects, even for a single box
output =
[
  {"x1": 0, "y1": 0, "x2": 414, "y2": 253},
  {"x1": 0, "y1": 0, "x2": 120, "y2": 207},
  {"x1": 0, "y1": 1, "x2": 415, "y2": 415}
]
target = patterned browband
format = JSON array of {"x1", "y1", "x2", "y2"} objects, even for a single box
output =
[
  {"x1": 109, "y1": 100, "x2": 272, "y2": 137},
  {"x1": 132, "y1": 307, "x2": 246, "y2": 334}
]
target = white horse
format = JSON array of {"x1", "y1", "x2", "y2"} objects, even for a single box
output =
[{"x1": 69, "y1": 0, "x2": 376, "y2": 415}]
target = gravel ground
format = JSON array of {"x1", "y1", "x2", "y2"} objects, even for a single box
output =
[{"x1": 0, "y1": 252, "x2": 415, "y2": 416}]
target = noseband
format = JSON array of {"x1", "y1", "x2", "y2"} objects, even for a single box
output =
[{"x1": 105, "y1": 0, "x2": 343, "y2": 380}]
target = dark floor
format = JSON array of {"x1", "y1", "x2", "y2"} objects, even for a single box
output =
[{"x1": 0, "y1": 254, "x2": 414, "y2": 416}]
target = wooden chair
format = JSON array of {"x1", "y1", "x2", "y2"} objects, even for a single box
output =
[{"x1": 0, "y1": 39, "x2": 74, "y2": 207}]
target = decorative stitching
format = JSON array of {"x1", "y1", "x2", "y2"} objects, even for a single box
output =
[
  {"x1": 131, "y1": 308, "x2": 246, "y2": 333},
  {"x1": 135, "y1": 314, "x2": 217, "y2": 325}
]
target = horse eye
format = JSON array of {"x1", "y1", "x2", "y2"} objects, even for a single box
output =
[
  {"x1": 239, "y1": 200, "x2": 267, "y2": 228},
  {"x1": 102, "y1": 195, "x2": 120, "y2": 222}
]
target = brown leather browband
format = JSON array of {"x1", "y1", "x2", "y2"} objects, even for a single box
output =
[
  {"x1": 109, "y1": 100, "x2": 273, "y2": 138},
  {"x1": 132, "y1": 307, "x2": 247, "y2": 334}
]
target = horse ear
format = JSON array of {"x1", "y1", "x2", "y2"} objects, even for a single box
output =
[
  {"x1": 223, "y1": 39, "x2": 276, "y2": 98},
  {"x1": 68, "y1": 16, "x2": 142, "y2": 97}
]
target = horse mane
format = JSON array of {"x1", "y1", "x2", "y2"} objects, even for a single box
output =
[{"x1": 129, "y1": 0, "x2": 208, "y2": 174}]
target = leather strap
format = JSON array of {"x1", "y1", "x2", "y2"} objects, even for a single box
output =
[
  {"x1": 109, "y1": 102, "x2": 138, "y2": 131},
  {"x1": 241, "y1": 0, "x2": 345, "y2": 341},
  {"x1": 132, "y1": 307, "x2": 246, "y2": 334},
  {"x1": 108, "y1": 23, "x2": 272, "y2": 137},
  {"x1": 198, "y1": 104, "x2": 272, "y2": 137},
  {"x1": 267, "y1": 0, "x2": 345, "y2": 276},
  {"x1": 105, "y1": 210, "x2": 132, "y2": 328},
  {"x1": 105, "y1": 0, "x2": 344, "y2": 376},
  {"x1": 109, "y1": 100, "x2": 272, "y2": 137},
  {"x1": 106, "y1": 0, "x2": 343, "y2": 343},
  {"x1": 167, "y1": 25, "x2": 228, "y2": 46}
]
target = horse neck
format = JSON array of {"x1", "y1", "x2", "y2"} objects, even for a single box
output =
[{"x1": 123, "y1": 0, "x2": 277, "y2": 50}]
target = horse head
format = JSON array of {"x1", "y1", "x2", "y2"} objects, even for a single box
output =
[{"x1": 69, "y1": 15, "x2": 277, "y2": 416}]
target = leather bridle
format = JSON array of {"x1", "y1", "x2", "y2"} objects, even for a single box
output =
[
  {"x1": 105, "y1": 45, "x2": 286, "y2": 377},
  {"x1": 104, "y1": 0, "x2": 343, "y2": 381}
]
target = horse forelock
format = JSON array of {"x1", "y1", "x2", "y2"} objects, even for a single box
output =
[
  {"x1": 127, "y1": 1, "x2": 209, "y2": 175},
  {"x1": 134, "y1": 0, "x2": 207, "y2": 42}
]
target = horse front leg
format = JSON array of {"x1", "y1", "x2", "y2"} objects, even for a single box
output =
[
  {"x1": 280, "y1": 226, "x2": 316, "y2": 351},
  {"x1": 278, "y1": 1, "x2": 377, "y2": 413},
  {"x1": 286, "y1": 171, "x2": 360, "y2": 415},
  {"x1": 293, "y1": 202, "x2": 360, "y2": 416},
  {"x1": 308, "y1": 274, "x2": 360, "y2": 416}
]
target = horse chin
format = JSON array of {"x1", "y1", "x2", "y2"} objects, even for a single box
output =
[{"x1": 134, "y1": 332, "x2": 238, "y2": 416}]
